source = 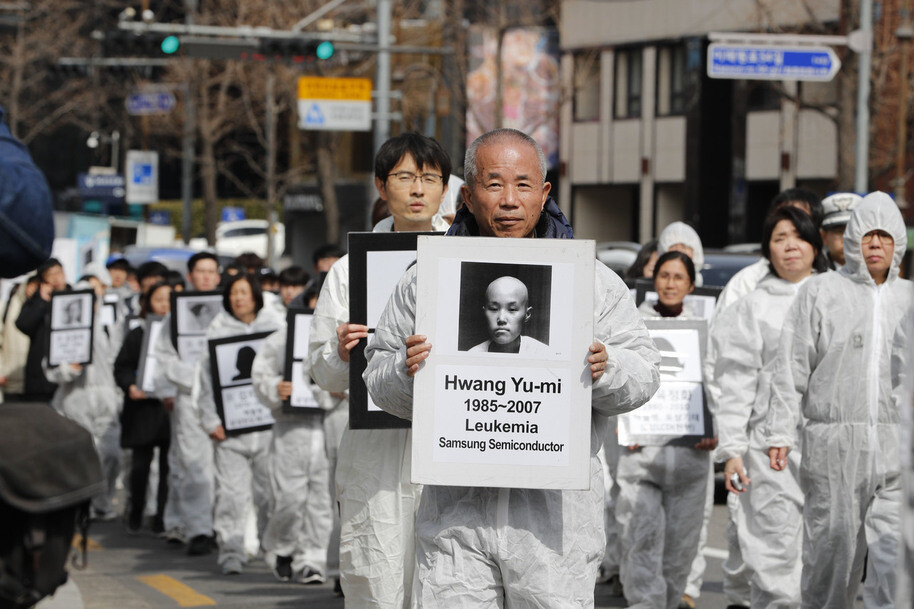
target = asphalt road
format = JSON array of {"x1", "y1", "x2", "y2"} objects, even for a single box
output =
[{"x1": 41, "y1": 504, "x2": 741, "y2": 609}]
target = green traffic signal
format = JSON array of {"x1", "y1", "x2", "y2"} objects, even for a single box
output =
[
  {"x1": 161, "y1": 35, "x2": 180, "y2": 54},
  {"x1": 316, "y1": 41, "x2": 334, "y2": 60}
]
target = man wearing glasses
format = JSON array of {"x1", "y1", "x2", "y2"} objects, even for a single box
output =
[
  {"x1": 767, "y1": 191, "x2": 913, "y2": 609},
  {"x1": 309, "y1": 133, "x2": 451, "y2": 606}
]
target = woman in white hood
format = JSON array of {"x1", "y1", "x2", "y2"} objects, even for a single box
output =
[{"x1": 194, "y1": 273, "x2": 284, "y2": 575}]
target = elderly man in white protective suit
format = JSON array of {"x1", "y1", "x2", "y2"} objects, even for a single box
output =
[
  {"x1": 363, "y1": 128, "x2": 660, "y2": 608},
  {"x1": 767, "y1": 191, "x2": 914, "y2": 609}
]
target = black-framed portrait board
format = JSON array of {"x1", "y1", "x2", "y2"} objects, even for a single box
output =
[
  {"x1": 617, "y1": 318, "x2": 714, "y2": 447},
  {"x1": 283, "y1": 307, "x2": 322, "y2": 415},
  {"x1": 47, "y1": 289, "x2": 96, "y2": 367},
  {"x1": 208, "y1": 331, "x2": 275, "y2": 436},
  {"x1": 348, "y1": 231, "x2": 443, "y2": 429},
  {"x1": 171, "y1": 290, "x2": 222, "y2": 365}
]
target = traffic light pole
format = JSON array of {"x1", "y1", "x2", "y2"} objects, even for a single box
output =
[{"x1": 373, "y1": 0, "x2": 391, "y2": 154}]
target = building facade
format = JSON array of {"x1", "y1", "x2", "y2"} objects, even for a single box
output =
[{"x1": 558, "y1": 0, "x2": 843, "y2": 246}]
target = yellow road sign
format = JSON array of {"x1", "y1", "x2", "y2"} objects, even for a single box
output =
[{"x1": 297, "y1": 77, "x2": 372, "y2": 101}]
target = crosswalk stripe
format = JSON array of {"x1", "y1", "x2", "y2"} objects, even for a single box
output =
[{"x1": 137, "y1": 575, "x2": 216, "y2": 607}]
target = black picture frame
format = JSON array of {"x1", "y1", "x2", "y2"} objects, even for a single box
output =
[
  {"x1": 136, "y1": 315, "x2": 171, "y2": 396},
  {"x1": 208, "y1": 331, "x2": 275, "y2": 436},
  {"x1": 170, "y1": 290, "x2": 222, "y2": 362},
  {"x1": 348, "y1": 230, "x2": 443, "y2": 429},
  {"x1": 282, "y1": 307, "x2": 322, "y2": 415},
  {"x1": 47, "y1": 289, "x2": 96, "y2": 367},
  {"x1": 623, "y1": 318, "x2": 714, "y2": 446}
]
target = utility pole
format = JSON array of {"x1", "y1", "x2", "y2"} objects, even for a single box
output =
[
  {"x1": 181, "y1": 0, "x2": 196, "y2": 243},
  {"x1": 373, "y1": 0, "x2": 391, "y2": 153}
]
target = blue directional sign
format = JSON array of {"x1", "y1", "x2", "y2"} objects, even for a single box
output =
[
  {"x1": 707, "y1": 44, "x2": 841, "y2": 82},
  {"x1": 126, "y1": 91, "x2": 177, "y2": 116},
  {"x1": 77, "y1": 173, "x2": 126, "y2": 200},
  {"x1": 222, "y1": 207, "x2": 246, "y2": 222}
]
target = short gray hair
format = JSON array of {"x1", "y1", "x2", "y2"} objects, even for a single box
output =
[{"x1": 463, "y1": 128, "x2": 547, "y2": 188}]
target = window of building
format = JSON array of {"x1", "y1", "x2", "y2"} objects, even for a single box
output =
[
  {"x1": 574, "y1": 51, "x2": 600, "y2": 122},
  {"x1": 656, "y1": 45, "x2": 686, "y2": 116},
  {"x1": 615, "y1": 49, "x2": 642, "y2": 119}
]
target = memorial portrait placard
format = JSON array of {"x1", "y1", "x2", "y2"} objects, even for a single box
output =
[
  {"x1": 47, "y1": 289, "x2": 95, "y2": 367},
  {"x1": 411, "y1": 236, "x2": 595, "y2": 490},
  {"x1": 136, "y1": 315, "x2": 175, "y2": 397},
  {"x1": 348, "y1": 231, "x2": 443, "y2": 429},
  {"x1": 282, "y1": 308, "x2": 322, "y2": 414},
  {"x1": 171, "y1": 291, "x2": 222, "y2": 365},
  {"x1": 100, "y1": 293, "x2": 119, "y2": 331},
  {"x1": 635, "y1": 283, "x2": 722, "y2": 323},
  {"x1": 617, "y1": 318, "x2": 713, "y2": 447},
  {"x1": 208, "y1": 331, "x2": 275, "y2": 435}
]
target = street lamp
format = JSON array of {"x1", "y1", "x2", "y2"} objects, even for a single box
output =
[{"x1": 86, "y1": 130, "x2": 121, "y2": 172}]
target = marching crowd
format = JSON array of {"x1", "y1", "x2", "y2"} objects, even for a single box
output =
[{"x1": 0, "y1": 127, "x2": 912, "y2": 609}]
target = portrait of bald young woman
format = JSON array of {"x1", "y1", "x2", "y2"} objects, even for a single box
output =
[{"x1": 457, "y1": 261, "x2": 552, "y2": 356}]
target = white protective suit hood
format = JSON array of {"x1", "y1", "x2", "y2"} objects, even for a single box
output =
[
  {"x1": 841, "y1": 191, "x2": 907, "y2": 284},
  {"x1": 658, "y1": 221, "x2": 705, "y2": 268}
]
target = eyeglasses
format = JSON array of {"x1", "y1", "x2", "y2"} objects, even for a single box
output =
[
  {"x1": 387, "y1": 171, "x2": 444, "y2": 187},
  {"x1": 861, "y1": 230, "x2": 894, "y2": 244}
]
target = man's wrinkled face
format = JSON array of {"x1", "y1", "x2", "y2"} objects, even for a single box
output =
[
  {"x1": 462, "y1": 140, "x2": 550, "y2": 239},
  {"x1": 483, "y1": 276, "x2": 532, "y2": 345}
]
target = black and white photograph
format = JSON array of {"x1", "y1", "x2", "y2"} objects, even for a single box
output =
[
  {"x1": 457, "y1": 262, "x2": 553, "y2": 356},
  {"x1": 411, "y1": 236, "x2": 596, "y2": 490},
  {"x1": 282, "y1": 308, "x2": 321, "y2": 414},
  {"x1": 47, "y1": 289, "x2": 95, "y2": 367},
  {"x1": 50, "y1": 290, "x2": 94, "y2": 330},
  {"x1": 349, "y1": 231, "x2": 442, "y2": 429},
  {"x1": 174, "y1": 292, "x2": 222, "y2": 335},
  {"x1": 171, "y1": 290, "x2": 222, "y2": 363},
  {"x1": 136, "y1": 315, "x2": 172, "y2": 397},
  {"x1": 617, "y1": 318, "x2": 713, "y2": 446},
  {"x1": 209, "y1": 332, "x2": 275, "y2": 435}
]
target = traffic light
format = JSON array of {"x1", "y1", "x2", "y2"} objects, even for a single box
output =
[
  {"x1": 102, "y1": 30, "x2": 180, "y2": 57},
  {"x1": 257, "y1": 38, "x2": 335, "y2": 64}
]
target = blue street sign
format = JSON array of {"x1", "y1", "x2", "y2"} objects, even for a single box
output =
[
  {"x1": 125, "y1": 91, "x2": 177, "y2": 116},
  {"x1": 77, "y1": 173, "x2": 126, "y2": 200},
  {"x1": 149, "y1": 211, "x2": 172, "y2": 226},
  {"x1": 222, "y1": 207, "x2": 245, "y2": 222},
  {"x1": 707, "y1": 44, "x2": 841, "y2": 82}
]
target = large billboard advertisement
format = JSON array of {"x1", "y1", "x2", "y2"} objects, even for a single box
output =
[{"x1": 466, "y1": 26, "x2": 561, "y2": 169}]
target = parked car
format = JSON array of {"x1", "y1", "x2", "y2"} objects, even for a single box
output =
[
  {"x1": 119, "y1": 245, "x2": 234, "y2": 273},
  {"x1": 596, "y1": 241, "x2": 642, "y2": 277},
  {"x1": 214, "y1": 220, "x2": 285, "y2": 261},
  {"x1": 701, "y1": 250, "x2": 761, "y2": 287}
]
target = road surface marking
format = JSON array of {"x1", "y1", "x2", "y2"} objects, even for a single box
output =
[
  {"x1": 137, "y1": 575, "x2": 216, "y2": 607},
  {"x1": 703, "y1": 547, "x2": 729, "y2": 560},
  {"x1": 71, "y1": 534, "x2": 102, "y2": 551}
]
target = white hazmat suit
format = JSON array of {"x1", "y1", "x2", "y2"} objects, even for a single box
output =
[
  {"x1": 766, "y1": 191, "x2": 913, "y2": 609},
  {"x1": 613, "y1": 301, "x2": 709, "y2": 609},
  {"x1": 309, "y1": 216, "x2": 448, "y2": 608},
  {"x1": 153, "y1": 311, "x2": 215, "y2": 541},
  {"x1": 363, "y1": 262, "x2": 660, "y2": 608},
  {"x1": 195, "y1": 306, "x2": 284, "y2": 568},
  {"x1": 711, "y1": 273, "x2": 806, "y2": 609},
  {"x1": 251, "y1": 326, "x2": 336, "y2": 579},
  {"x1": 44, "y1": 305, "x2": 122, "y2": 517}
]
